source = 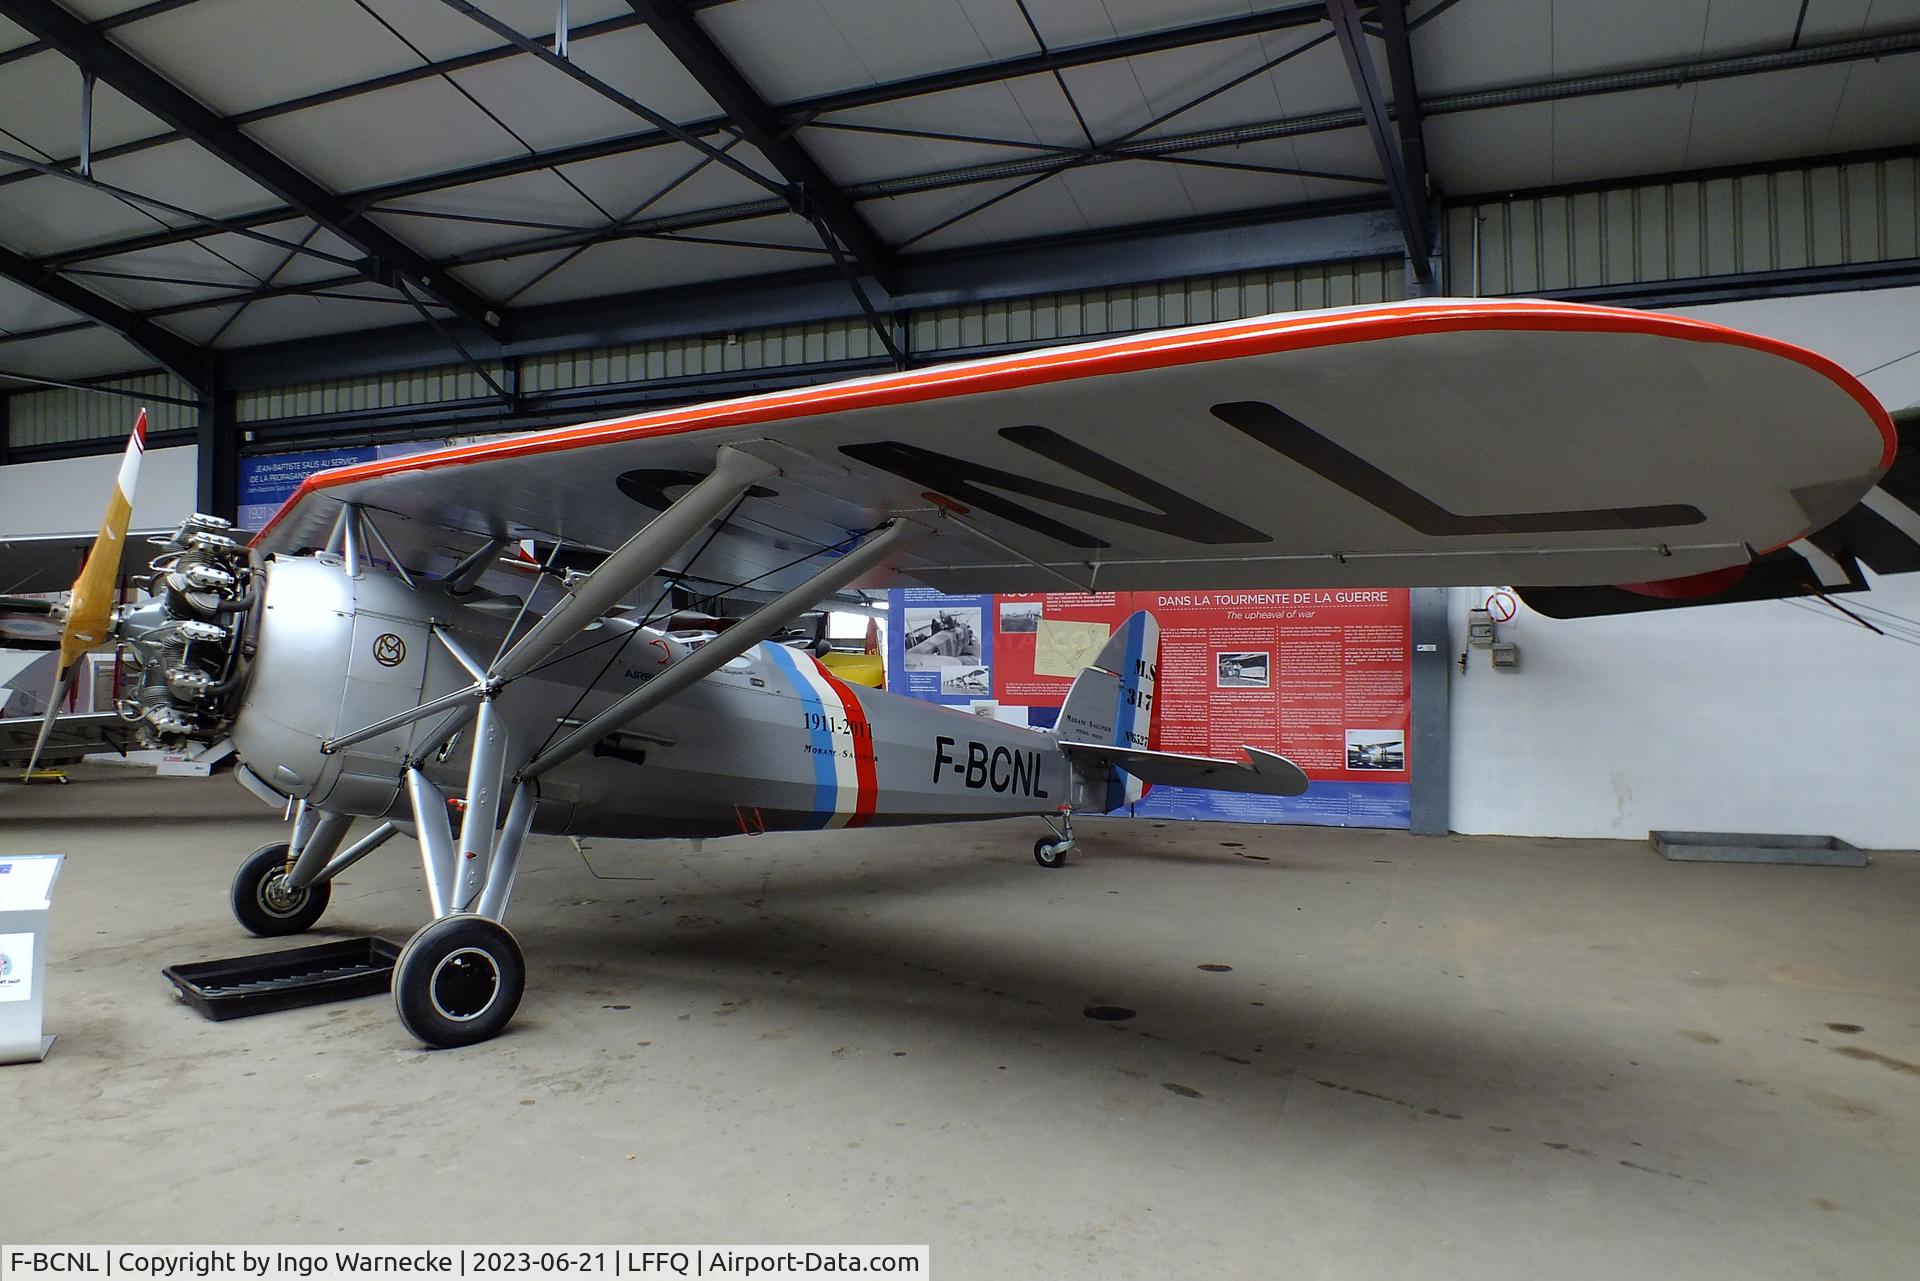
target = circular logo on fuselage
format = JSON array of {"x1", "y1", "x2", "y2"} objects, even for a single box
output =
[{"x1": 372, "y1": 633, "x2": 407, "y2": 667}]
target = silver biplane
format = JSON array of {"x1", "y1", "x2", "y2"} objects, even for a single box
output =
[{"x1": 18, "y1": 299, "x2": 1893, "y2": 1047}]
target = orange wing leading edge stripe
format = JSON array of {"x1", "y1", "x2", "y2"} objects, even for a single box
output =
[{"x1": 250, "y1": 301, "x2": 1897, "y2": 548}]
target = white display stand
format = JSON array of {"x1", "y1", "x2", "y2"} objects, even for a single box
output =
[{"x1": 0, "y1": 853, "x2": 63, "y2": 1064}]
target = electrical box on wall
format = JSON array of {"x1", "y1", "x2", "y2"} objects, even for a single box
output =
[
  {"x1": 1491, "y1": 642, "x2": 1520, "y2": 671},
  {"x1": 1467, "y1": 607, "x2": 1495, "y2": 647}
]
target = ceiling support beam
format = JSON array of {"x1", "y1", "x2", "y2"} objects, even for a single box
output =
[
  {"x1": 785, "y1": 3, "x2": 1331, "y2": 119},
  {"x1": 0, "y1": 242, "x2": 208, "y2": 390},
  {"x1": 195, "y1": 365, "x2": 236, "y2": 522},
  {"x1": 0, "y1": 0, "x2": 193, "y2": 70},
  {"x1": 0, "y1": 0, "x2": 501, "y2": 336},
  {"x1": 625, "y1": 0, "x2": 897, "y2": 291},
  {"x1": 0, "y1": 11, "x2": 656, "y2": 194},
  {"x1": 25, "y1": 25, "x2": 1920, "y2": 275},
  {"x1": 1375, "y1": 0, "x2": 1434, "y2": 285},
  {"x1": 1328, "y1": 0, "x2": 1431, "y2": 282}
]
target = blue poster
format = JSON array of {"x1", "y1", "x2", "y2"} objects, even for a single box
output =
[
  {"x1": 237, "y1": 447, "x2": 375, "y2": 530},
  {"x1": 886, "y1": 588, "x2": 993, "y2": 706}
]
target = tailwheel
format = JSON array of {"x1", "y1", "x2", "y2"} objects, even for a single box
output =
[
  {"x1": 1034, "y1": 838, "x2": 1069, "y2": 869},
  {"x1": 1034, "y1": 810, "x2": 1074, "y2": 869},
  {"x1": 393, "y1": 914, "x2": 525, "y2": 1049},
  {"x1": 232, "y1": 841, "x2": 331, "y2": 936}
]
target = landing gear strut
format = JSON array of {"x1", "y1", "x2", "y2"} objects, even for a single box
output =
[
  {"x1": 230, "y1": 805, "x2": 391, "y2": 937},
  {"x1": 1034, "y1": 809, "x2": 1075, "y2": 869}
]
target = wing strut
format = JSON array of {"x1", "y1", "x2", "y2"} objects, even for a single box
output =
[
  {"x1": 489, "y1": 445, "x2": 777, "y2": 683},
  {"x1": 319, "y1": 444, "x2": 778, "y2": 755},
  {"x1": 519, "y1": 516, "x2": 928, "y2": 778}
]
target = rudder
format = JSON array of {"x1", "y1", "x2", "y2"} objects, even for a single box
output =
[{"x1": 1056, "y1": 610, "x2": 1159, "y2": 810}]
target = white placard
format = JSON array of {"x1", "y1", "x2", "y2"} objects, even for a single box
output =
[
  {"x1": 0, "y1": 932, "x2": 34, "y2": 1003},
  {"x1": 0, "y1": 855, "x2": 60, "y2": 909}
]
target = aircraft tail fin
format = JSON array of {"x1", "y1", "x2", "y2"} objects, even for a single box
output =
[
  {"x1": 1055, "y1": 610, "x2": 1158, "y2": 810},
  {"x1": 1055, "y1": 610, "x2": 1312, "y2": 807}
]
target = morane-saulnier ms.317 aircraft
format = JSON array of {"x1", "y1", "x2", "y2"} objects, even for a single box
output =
[{"x1": 14, "y1": 298, "x2": 1895, "y2": 1047}]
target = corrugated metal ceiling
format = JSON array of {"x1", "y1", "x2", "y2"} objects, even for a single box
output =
[{"x1": 0, "y1": 0, "x2": 1915, "y2": 390}]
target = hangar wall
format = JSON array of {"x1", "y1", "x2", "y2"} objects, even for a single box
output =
[
  {"x1": 0, "y1": 443, "x2": 198, "y2": 538},
  {"x1": 1445, "y1": 153, "x2": 1920, "y2": 296},
  {"x1": 1446, "y1": 573, "x2": 1920, "y2": 849},
  {"x1": 6, "y1": 373, "x2": 197, "y2": 448},
  {"x1": 222, "y1": 257, "x2": 1408, "y2": 445},
  {"x1": 1447, "y1": 285, "x2": 1920, "y2": 849}
]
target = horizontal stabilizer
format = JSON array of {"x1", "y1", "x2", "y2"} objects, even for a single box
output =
[{"x1": 1058, "y1": 741, "x2": 1309, "y2": 797}]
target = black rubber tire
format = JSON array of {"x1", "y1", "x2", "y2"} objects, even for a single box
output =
[
  {"x1": 1034, "y1": 838, "x2": 1068, "y2": 869},
  {"x1": 231, "y1": 841, "x2": 331, "y2": 936},
  {"x1": 393, "y1": 914, "x2": 525, "y2": 1049}
]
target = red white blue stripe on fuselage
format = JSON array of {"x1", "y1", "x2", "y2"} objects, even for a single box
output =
[{"x1": 759, "y1": 641, "x2": 877, "y2": 829}]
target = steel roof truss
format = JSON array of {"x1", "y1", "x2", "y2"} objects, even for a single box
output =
[
  {"x1": 0, "y1": 0, "x2": 502, "y2": 334},
  {"x1": 1328, "y1": 0, "x2": 1432, "y2": 281}
]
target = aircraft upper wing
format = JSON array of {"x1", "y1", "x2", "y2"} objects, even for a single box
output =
[
  {"x1": 1520, "y1": 406, "x2": 1920, "y2": 617},
  {"x1": 252, "y1": 299, "x2": 1894, "y2": 596}
]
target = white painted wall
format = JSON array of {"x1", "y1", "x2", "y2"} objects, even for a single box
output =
[
  {"x1": 1447, "y1": 575, "x2": 1920, "y2": 847},
  {"x1": 0, "y1": 444, "x2": 198, "y2": 537},
  {"x1": 1449, "y1": 286, "x2": 1920, "y2": 848}
]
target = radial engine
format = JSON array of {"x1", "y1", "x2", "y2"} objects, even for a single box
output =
[{"x1": 115, "y1": 514, "x2": 256, "y2": 750}]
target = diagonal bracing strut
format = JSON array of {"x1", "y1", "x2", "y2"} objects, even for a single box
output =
[{"x1": 519, "y1": 516, "x2": 927, "y2": 778}]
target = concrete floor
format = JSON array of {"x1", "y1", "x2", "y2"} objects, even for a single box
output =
[{"x1": 3, "y1": 766, "x2": 1918, "y2": 1279}]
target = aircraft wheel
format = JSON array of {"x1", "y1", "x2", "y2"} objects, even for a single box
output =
[
  {"x1": 393, "y1": 914, "x2": 524, "y2": 1049},
  {"x1": 231, "y1": 841, "x2": 330, "y2": 936},
  {"x1": 1034, "y1": 838, "x2": 1069, "y2": 870}
]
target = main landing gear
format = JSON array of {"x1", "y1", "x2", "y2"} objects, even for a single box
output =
[
  {"x1": 392, "y1": 914, "x2": 524, "y2": 1048},
  {"x1": 1034, "y1": 809, "x2": 1075, "y2": 869},
  {"x1": 223, "y1": 790, "x2": 532, "y2": 1050}
]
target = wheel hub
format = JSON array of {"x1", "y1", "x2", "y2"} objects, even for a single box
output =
[
  {"x1": 429, "y1": 947, "x2": 501, "y2": 1022},
  {"x1": 260, "y1": 873, "x2": 304, "y2": 915}
]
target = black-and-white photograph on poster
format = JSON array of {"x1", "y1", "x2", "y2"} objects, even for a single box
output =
[
  {"x1": 939, "y1": 665, "x2": 992, "y2": 696},
  {"x1": 999, "y1": 600, "x2": 1043, "y2": 633},
  {"x1": 1216, "y1": 651, "x2": 1270, "y2": 688},
  {"x1": 902, "y1": 606, "x2": 982, "y2": 669}
]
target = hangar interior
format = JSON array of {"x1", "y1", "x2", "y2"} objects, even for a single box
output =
[{"x1": 1, "y1": 1, "x2": 1918, "y2": 1275}]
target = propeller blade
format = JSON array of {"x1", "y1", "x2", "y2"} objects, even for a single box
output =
[
  {"x1": 60, "y1": 407, "x2": 146, "y2": 669},
  {"x1": 20, "y1": 663, "x2": 77, "y2": 779},
  {"x1": 24, "y1": 408, "x2": 145, "y2": 777}
]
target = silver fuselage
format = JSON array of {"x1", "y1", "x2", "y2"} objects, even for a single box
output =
[{"x1": 229, "y1": 555, "x2": 1074, "y2": 839}]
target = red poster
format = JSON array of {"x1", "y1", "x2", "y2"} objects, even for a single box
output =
[
  {"x1": 1141, "y1": 589, "x2": 1409, "y2": 783},
  {"x1": 971, "y1": 588, "x2": 1411, "y2": 826}
]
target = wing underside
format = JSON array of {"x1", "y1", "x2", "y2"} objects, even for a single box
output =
[
  {"x1": 251, "y1": 299, "x2": 1894, "y2": 598},
  {"x1": 0, "y1": 712, "x2": 133, "y2": 767}
]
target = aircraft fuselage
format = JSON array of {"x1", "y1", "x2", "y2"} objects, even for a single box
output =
[{"x1": 221, "y1": 556, "x2": 1076, "y2": 841}]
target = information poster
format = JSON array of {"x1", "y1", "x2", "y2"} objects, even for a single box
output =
[
  {"x1": 885, "y1": 588, "x2": 995, "y2": 707},
  {"x1": 237, "y1": 447, "x2": 375, "y2": 530},
  {"x1": 237, "y1": 440, "x2": 452, "y2": 530},
  {"x1": 887, "y1": 588, "x2": 1412, "y2": 828},
  {"x1": 0, "y1": 931, "x2": 34, "y2": 1003}
]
